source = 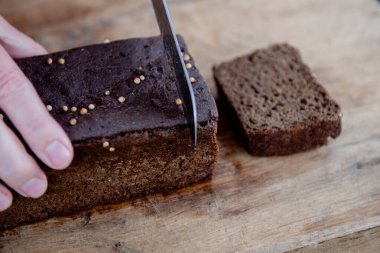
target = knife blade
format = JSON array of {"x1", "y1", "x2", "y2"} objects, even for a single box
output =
[{"x1": 151, "y1": 0, "x2": 198, "y2": 145}]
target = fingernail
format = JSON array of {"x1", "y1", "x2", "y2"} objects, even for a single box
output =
[
  {"x1": 21, "y1": 178, "x2": 47, "y2": 198},
  {"x1": 0, "y1": 192, "x2": 11, "y2": 211},
  {"x1": 45, "y1": 140, "x2": 71, "y2": 169}
]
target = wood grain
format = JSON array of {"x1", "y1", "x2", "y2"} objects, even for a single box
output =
[
  {"x1": 288, "y1": 226, "x2": 380, "y2": 253},
  {"x1": 0, "y1": 0, "x2": 380, "y2": 252}
]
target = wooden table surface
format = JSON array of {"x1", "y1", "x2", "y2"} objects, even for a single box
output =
[{"x1": 0, "y1": 0, "x2": 380, "y2": 252}]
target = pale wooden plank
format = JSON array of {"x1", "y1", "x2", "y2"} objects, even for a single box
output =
[
  {"x1": 0, "y1": 0, "x2": 379, "y2": 252},
  {"x1": 288, "y1": 226, "x2": 380, "y2": 253}
]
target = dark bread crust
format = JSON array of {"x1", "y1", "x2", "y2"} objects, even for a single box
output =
[
  {"x1": 10, "y1": 36, "x2": 217, "y2": 142},
  {"x1": 214, "y1": 43, "x2": 341, "y2": 156},
  {"x1": 0, "y1": 36, "x2": 218, "y2": 231}
]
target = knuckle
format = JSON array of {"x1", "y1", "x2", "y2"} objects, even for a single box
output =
[
  {"x1": 0, "y1": 16, "x2": 6, "y2": 26},
  {"x1": 23, "y1": 117, "x2": 51, "y2": 139},
  {"x1": 0, "y1": 68, "x2": 24, "y2": 103},
  {"x1": 0, "y1": 158, "x2": 37, "y2": 185}
]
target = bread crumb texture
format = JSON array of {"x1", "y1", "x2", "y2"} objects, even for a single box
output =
[{"x1": 214, "y1": 43, "x2": 342, "y2": 156}]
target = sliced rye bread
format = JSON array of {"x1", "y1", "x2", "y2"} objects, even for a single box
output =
[{"x1": 213, "y1": 43, "x2": 342, "y2": 156}]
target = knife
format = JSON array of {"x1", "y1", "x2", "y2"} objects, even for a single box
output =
[{"x1": 151, "y1": 0, "x2": 198, "y2": 145}]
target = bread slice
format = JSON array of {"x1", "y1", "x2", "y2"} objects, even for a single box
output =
[
  {"x1": 0, "y1": 36, "x2": 218, "y2": 231},
  {"x1": 213, "y1": 43, "x2": 342, "y2": 156}
]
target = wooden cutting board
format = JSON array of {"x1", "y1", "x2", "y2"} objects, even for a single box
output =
[{"x1": 0, "y1": 0, "x2": 380, "y2": 252}]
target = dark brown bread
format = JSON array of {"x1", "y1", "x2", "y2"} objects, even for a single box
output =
[
  {"x1": 0, "y1": 36, "x2": 218, "y2": 231},
  {"x1": 214, "y1": 43, "x2": 341, "y2": 156}
]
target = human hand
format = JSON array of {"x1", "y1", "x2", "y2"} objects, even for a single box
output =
[{"x1": 0, "y1": 16, "x2": 73, "y2": 211}]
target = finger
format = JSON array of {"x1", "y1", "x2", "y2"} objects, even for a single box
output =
[
  {"x1": 0, "y1": 183, "x2": 12, "y2": 212},
  {"x1": 0, "y1": 45, "x2": 73, "y2": 170},
  {"x1": 0, "y1": 120, "x2": 47, "y2": 198},
  {"x1": 0, "y1": 15, "x2": 47, "y2": 58}
]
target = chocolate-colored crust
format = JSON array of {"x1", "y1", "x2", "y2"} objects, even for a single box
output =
[
  {"x1": 0, "y1": 36, "x2": 218, "y2": 231},
  {"x1": 12, "y1": 36, "x2": 217, "y2": 143},
  {"x1": 11, "y1": 37, "x2": 217, "y2": 143},
  {"x1": 214, "y1": 43, "x2": 341, "y2": 156}
]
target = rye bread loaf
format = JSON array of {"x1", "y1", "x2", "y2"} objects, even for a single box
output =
[
  {"x1": 0, "y1": 36, "x2": 218, "y2": 231},
  {"x1": 213, "y1": 43, "x2": 341, "y2": 156}
]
